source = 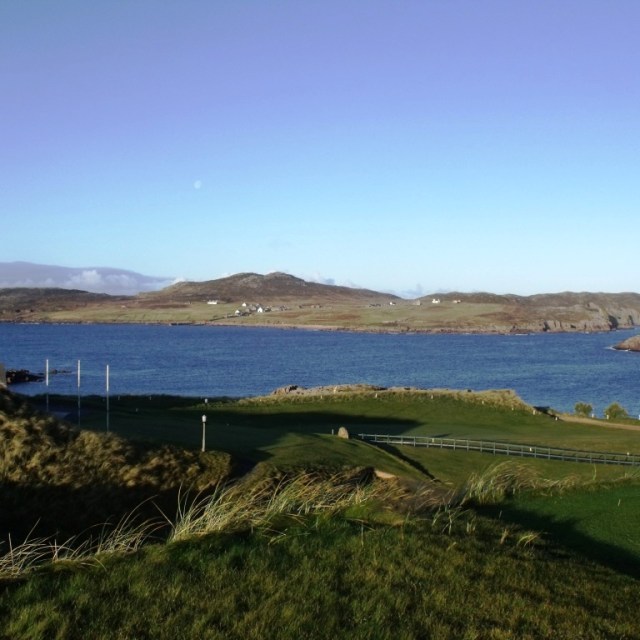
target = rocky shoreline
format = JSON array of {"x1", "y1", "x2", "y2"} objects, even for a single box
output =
[
  {"x1": 1, "y1": 367, "x2": 72, "y2": 386},
  {"x1": 5, "y1": 369, "x2": 45, "y2": 384},
  {"x1": 0, "y1": 316, "x2": 636, "y2": 336}
]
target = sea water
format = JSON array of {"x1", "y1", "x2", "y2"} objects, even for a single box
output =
[{"x1": 1, "y1": 323, "x2": 639, "y2": 415}]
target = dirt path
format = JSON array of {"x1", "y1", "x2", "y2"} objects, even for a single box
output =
[{"x1": 560, "y1": 414, "x2": 640, "y2": 432}]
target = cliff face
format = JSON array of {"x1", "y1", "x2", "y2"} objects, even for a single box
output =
[
  {"x1": 500, "y1": 294, "x2": 640, "y2": 334},
  {"x1": 418, "y1": 294, "x2": 640, "y2": 334}
]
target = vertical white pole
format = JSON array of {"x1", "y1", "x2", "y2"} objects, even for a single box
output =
[
  {"x1": 106, "y1": 364, "x2": 110, "y2": 432},
  {"x1": 77, "y1": 359, "x2": 81, "y2": 426},
  {"x1": 201, "y1": 415, "x2": 207, "y2": 452},
  {"x1": 45, "y1": 358, "x2": 49, "y2": 413}
]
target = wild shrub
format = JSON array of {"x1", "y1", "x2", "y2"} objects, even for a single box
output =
[
  {"x1": 574, "y1": 401, "x2": 593, "y2": 417},
  {"x1": 604, "y1": 402, "x2": 629, "y2": 420}
]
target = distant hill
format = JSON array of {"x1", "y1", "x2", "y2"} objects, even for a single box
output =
[
  {"x1": 1, "y1": 270, "x2": 640, "y2": 333},
  {"x1": 0, "y1": 287, "x2": 119, "y2": 316},
  {"x1": 418, "y1": 291, "x2": 640, "y2": 332},
  {"x1": 141, "y1": 272, "x2": 399, "y2": 303},
  {"x1": 0, "y1": 261, "x2": 173, "y2": 295}
]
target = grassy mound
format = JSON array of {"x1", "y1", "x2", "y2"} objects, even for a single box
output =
[
  {"x1": 1, "y1": 497, "x2": 638, "y2": 639},
  {"x1": 0, "y1": 389, "x2": 233, "y2": 540},
  {"x1": 1, "y1": 389, "x2": 640, "y2": 636}
]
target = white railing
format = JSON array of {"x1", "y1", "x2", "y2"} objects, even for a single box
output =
[{"x1": 357, "y1": 434, "x2": 640, "y2": 467}]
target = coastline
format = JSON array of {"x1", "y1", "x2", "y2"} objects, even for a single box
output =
[{"x1": 1, "y1": 316, "x2": 637, "y2": 338}]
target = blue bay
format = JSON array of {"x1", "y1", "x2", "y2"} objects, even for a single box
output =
[{"x1": 1, "y1": 323, "x2": 639, "y2": 416}]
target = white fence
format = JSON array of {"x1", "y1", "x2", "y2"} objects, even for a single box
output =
[{"x1": 357, "y1": 433, "x2": 640, "y2": 467}]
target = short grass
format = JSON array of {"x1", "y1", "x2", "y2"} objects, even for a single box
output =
[
  {"x1": 497, "y1": 481, "x2": 640, "y2": 577},
  {"x1": 383, "y1": 447, "x2": 640, "y2": 489},
  {"x1": 3, "y1": 388, "x2": 640, "y2": 637},
  {"x1": 73, "y1": 389, "x2": 640, "y2": 486},
  {"x1": 0, "y1": 508, "x2": 638, "y2": 640}
]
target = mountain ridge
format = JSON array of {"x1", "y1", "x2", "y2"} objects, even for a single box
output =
[
  {"x1": 142, "y1": 271, "x2": 399, "y2": 303},
  {"x1": 1, "y1": 268, "x2": 640, "y2": 334}
]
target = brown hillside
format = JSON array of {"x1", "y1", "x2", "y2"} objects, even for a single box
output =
[
  {"x1": 141, "y1": 272, "x2": 398, "y2": 303},
  {"x1": 416, "y1": 291, "x2": 640, "y2": 333},
  {"x1": 0, "y1": 287, "x2": 125, "y2": 319},
  {"x1": 1, "y1": 274, "x2": 640, "y2": 333}
]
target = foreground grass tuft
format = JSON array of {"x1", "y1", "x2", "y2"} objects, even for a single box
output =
[
  {"x1": 1, "y1": 506, "x2": 638, "y2": 640},
  {"x1": 168, "y1": 468, "x2": 387, "y2": 542}
]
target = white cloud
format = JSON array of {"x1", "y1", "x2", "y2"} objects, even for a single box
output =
[
  {"x1": 0, "y1": 262, "x2": 174, "y2": 296},
  {"x1": 67, "y1": 270, "x2": 104, "y2": 289}
]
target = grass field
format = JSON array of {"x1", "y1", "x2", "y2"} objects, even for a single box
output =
[
  {"x1": 2, "y1": 387, "x2": 640, "y2": 638},
  {"x1": 2, "y1": 510, "x2": 639, "y2": 640},
  {"x1": 70, "y1": 388, "x2": 640, "y2": 477},
  {"x1": 18, "y1": 298, "x2": 541, "y2": 333},
  {"x1": 494, "y1": 482, "x2": 640, "y2": 578}
]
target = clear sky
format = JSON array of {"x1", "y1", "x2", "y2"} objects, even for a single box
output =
[{"x1": 2, "y1": 1, "x2": 639, "y2": 297}]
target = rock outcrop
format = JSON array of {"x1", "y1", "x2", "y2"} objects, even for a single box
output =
[
  {"x1": 5, "y1": 369, "x2": 45, "y2": 384},
  {"x1": 613, "y1": 335, "x2": 640, "y2": 352}
]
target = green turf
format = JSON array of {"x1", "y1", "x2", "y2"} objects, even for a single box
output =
[
  {"x1": 68, "y1": 390, "x2": 640, "y2": 487},
  {"x1": 495, "y1": 482, "x2": 640, "y2": 576},
  {"x1": 4, "y1": 389, "x2": 640, "y2": 638},
  {"x1": 0, "y1": 511, "x2": 638, "y2": 640}
]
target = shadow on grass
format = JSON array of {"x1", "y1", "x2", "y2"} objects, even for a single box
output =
[
  {"x1": 479, "y1": 503, "x2": 640, "y2": 580},
  {"x1": 72, "y1": 398, "x2": 423, "y2": 468},
  {"x1": 0, "y1": 479, "x2": 181, "y2": 544},
  {"x1": 366, "y1": 442, "x2": 439, "y2": 481}
]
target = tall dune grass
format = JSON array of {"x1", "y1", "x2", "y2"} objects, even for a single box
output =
[
  {"x1": 0, "y1": 512, "x2": 160, "y2": 579},
  {"x1": 167, "y1": 469, "x2": 384, "y2": 542},
  {"x1": 458, "y1": 459, "x2": 640, "y2": 506},
  {"x1": 0, "y1": 469, "x2": 398, "y2": 579}
]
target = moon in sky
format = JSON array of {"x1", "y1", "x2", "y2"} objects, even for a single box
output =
[{"x1": 193, "y1": 180, "x2": 202, "y2": 190}]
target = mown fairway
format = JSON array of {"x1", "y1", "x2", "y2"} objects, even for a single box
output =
[{"x1": 72, "y1": 387, "x2": 640, "y2": 483}]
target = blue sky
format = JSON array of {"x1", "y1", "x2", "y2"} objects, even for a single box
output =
[{"x1": 2, "y1": 1, "x2": 639, "y2": 297}]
